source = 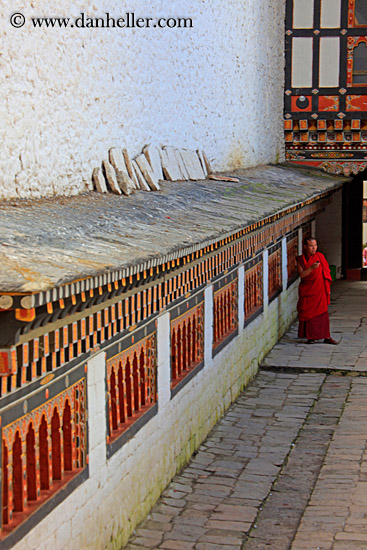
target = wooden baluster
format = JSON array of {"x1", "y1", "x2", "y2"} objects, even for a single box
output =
[
  {"x1": 182, "y1": 323, "x2": 187, "y2": 371},
  {"x1": 125, "y1": 358, "x2": 133, "y2": 417},
  {"x1": 118, "y1": 363, "x2": 126, "y2": 424},
  {"x1": 171, "y1": 329, "x2": 177, "y2": 381},
  {"x1": 110, "y1": 368, "x2": 118, "y2": 430},
  {"x1": 133, "y1": 353, "x2": 140, "y2": 412},
  {"x1": 177, "y1": 325, "x2": 182, "y2": 376},
  {"x1": 139, "y1": 348, "x2": 146, "y2": 406}
]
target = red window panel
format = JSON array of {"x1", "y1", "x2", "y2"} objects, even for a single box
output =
[
  {"x1": 106, "y1": 332, "x2": 157, "y2": 443},
  {"x1": 268, "y1": 249, "x2": 282, "y2": 300},
  {"x1": 1, "y1": 379, "x2": 86, "y2": 538},
  {"x1": 213, "y1": 280, "x2": 238, "y2": 351},
  {"x1": 287, "y1": 238, "x2": 299, "y2": 283},
  {"x1": 170, "y1": 302, "x2": 204, "y2": 389},
  {"x1": 245, "y1": 263, "x2": 263, "y2": 320}
]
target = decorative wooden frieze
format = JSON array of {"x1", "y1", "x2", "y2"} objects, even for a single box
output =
[
  {"x1": 213, "y1": 274, "x2": 238, "y2": 354},
  {"x1": 106, "y1": 330, "x2": 157, "y2": 447},
  {"x1": 0, "y1": 200, "x2": 326, "y2": 402},
  {"x1": 287, "y1": 233, "x2": 299, "y2": 285},
  {"x1": 268, "y1": 245, "x2": 282, "y2": 302},
  {"x1": 245, "y1": 256, "x2": 263, "y2": 322},
  {"x1": 170, "y1": 298, "x2": 204, "y2": 390},
  {"x1": 1, "y1": 370, "x2": 87, "y2": 540}
]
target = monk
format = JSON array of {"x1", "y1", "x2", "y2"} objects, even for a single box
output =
[{"x1": 296, "y1": 237, "x2": 337, "y2": 344}]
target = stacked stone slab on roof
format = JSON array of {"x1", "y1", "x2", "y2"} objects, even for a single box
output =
[{"x1": 0, "y1": 164, "x2": 347, "y2": 295}]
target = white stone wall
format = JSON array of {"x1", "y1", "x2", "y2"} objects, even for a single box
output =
[
  {"x1": 315, "y1": 190, "x2": 342, "y2": 278},
  {"x1": 13, "y1": 273, "x2": 298, "y2": 550},
  {"x1": 0, "y1": 0, "x2": 285, "y2": 199}
]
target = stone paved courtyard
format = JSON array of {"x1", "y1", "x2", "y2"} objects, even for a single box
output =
[
  {"x1": 122, "y1": 281, "x2": 367, "y2": 550},
  {"x1": 263, "y1": 281, "x2": 367, "y2": 373}
]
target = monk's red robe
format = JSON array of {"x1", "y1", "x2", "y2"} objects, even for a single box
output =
[{"x1": 297, "y1": 252, "x2": 332, "y2": 339}]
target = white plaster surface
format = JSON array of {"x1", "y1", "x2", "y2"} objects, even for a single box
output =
[
  {"x1": 282, "y1": 236, "x2": 288, "y2": 290},
  {"x1": 87, "y1": 351, "x2": 107, "y2": 477},
  {"x1": 204, "y1": 284, "x2": 213, "y2": 366},
  {"x1": 157, "y1": 311, "x2": 171, "y2": 409},
  {"x1": 0, "y1": 0, "x2": 285, "y2": 199},
  {"x1": 238, "y1": 265, "x2": 245, "y2": 330},
  {"x1": 263, "y1": 249, "x2": 269, "y2": 310}
]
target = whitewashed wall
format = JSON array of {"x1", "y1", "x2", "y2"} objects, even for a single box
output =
[{"x1": 0, "y1": 0, "x2": 285, "y2": 199}]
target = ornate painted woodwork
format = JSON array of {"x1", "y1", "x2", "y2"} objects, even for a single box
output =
[
  {"x1": 244, "y1": 256, "x2": 264, "y2": 322},
  {"x1": 287, "y1": 232, "x2": 299, "y2": 285},
  {"x1": 0, "y1": 369, "x2": 87, "y2": 540},
  {"x1": 170, "y1": 296, "x2": 204, "y2": 390},
  {"x1": 268, "y1": 244, "x2": 282, "y2": 301},
  {"x1": 106, "y1": 329, "x2": 157, "y2": 447},
  {"x1": 0, "y1": 190, "x2": 335, "y2": 543},
  {"x1": 0, "y1": 199, "x2": 328, "y2": 403},
  {"x1": 285, "y1": 0, "x2": 367, "y2": 175},
  {"x1": 213, "y1": 273, "x2": 238, "y2": 354}
]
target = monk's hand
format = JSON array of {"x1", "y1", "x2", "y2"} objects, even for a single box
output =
[{"x1": 311, "y1": 261, "x2": 320, "y2": 269}]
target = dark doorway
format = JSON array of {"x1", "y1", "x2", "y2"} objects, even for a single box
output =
[{"x1": 342, "y1": 173, "x2": 364, "y2": 278}]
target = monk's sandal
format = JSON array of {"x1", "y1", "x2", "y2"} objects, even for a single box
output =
[{"x1": 324, "y1": 338, "x2": 338, "y2": 345}]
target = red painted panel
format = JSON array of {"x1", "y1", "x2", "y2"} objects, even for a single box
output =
[
  {"x1": 107, "y1": 332, "x2": 157, "y2": 444},
  {"x1": 291, "y1": 96, "x2": 312, "y2": 112},
  {"x1": 12, "y1": 433, "x2": 23, "y2": 513},
  {"x1": 284, "y1": 120, "x2": 293, "y2": 130},
  {"x1": 318, "y1": 96, "x2": 339, "y2": 111},
  {"x1": 0, "y1": 352, "x2": 9, "y2": 375},
  {"x1": 39, "y1": 416, "x2": 49, "y2": 491},
  {"x1": 26, "y1": 425, "x2": 37, "y2": 502},
  {"x1": 268, "y1": 249, "x2": 282, "y2": 299},
  {"x1": 346, "y1": 95, "x2": 367, "y2": 110},
  {"x1": 51, "y1": 409, "x2": 61, "y2": 481},
  {"x1": 348, "y1": 0, "x2": 354, "y2": 27},
  {"x1": 245, "y1": 263, "x2": 263, "y2": 319},
  {"x1": 63, "y1": 402, "x2": 72, "y2": 471}
]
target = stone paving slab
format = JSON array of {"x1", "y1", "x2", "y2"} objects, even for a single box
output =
[
  {"x1": 122, "y1": 371, "x2": 327, "y2": 549},
  {"x1": 243, "y1": 376, "x2": 351, "y2": 550},
  {"x1": 122, "y1": 371, "x2": 362, "y2": 550},
  {"x1": 291, "y1": 378, "x2": 367, "y2": 550},
  {"x1": 122, "y1": 281, "x2": 367, "y2": 550},
  {"x1": 262, "y1": 281, "x2": 367, "y2": 373}
]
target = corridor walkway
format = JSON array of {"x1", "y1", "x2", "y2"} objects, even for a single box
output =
[
  {"x1": 123, "y1": 281, "x2": 367, "y2": 550},
  {"x1": 263, "y1": 281, "x2": 367, "y2": 373}
]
